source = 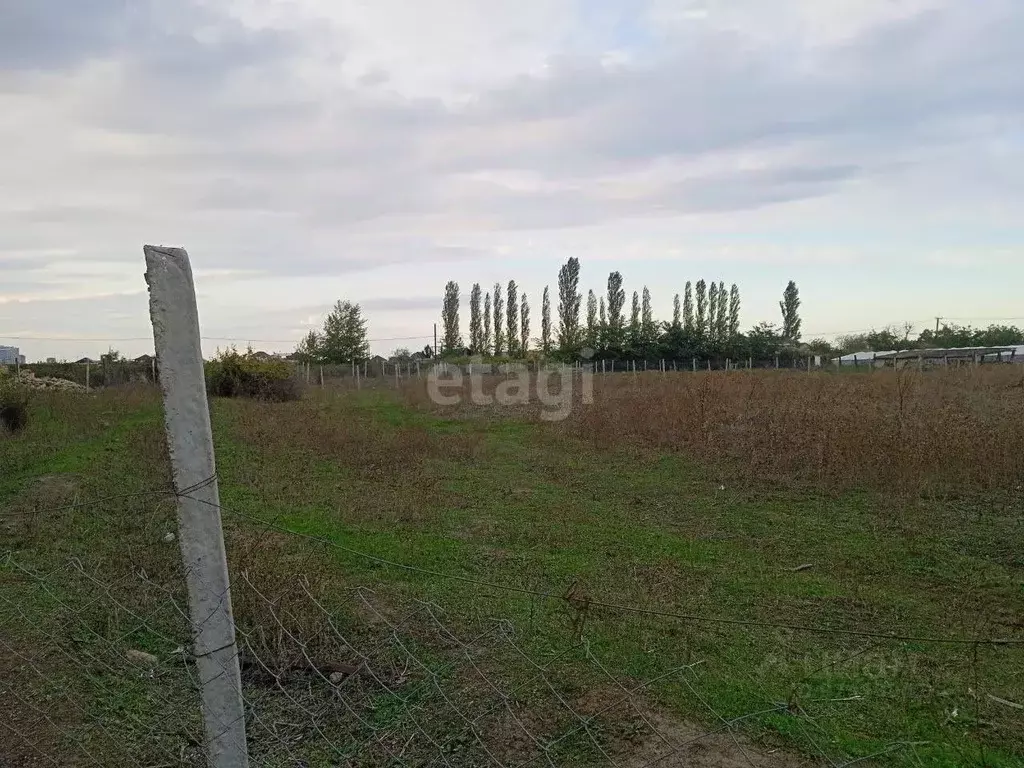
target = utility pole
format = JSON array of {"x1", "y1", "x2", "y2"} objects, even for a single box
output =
[
  {"x1": 935, "y1": 316, "x2": 942, "y2": 334},
  {"x1": 433, "y1": 323, "x2": 438, "y2": 359}
]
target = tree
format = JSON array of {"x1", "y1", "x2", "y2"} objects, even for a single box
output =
[
  {"x1": 506, "y1": 280, "x2": 519, "y2": 358},
  {"x1": 606, "y1": 271, "x2": 626, "y2": 352},
  {"x1": 520, "y1": 295, "x2": 530, "y2": 355},
  {"x1": 557, "y1": 258, "x2": 582, "y2": 353},
  {"x1": 313, "y1": 300, "x2": 370, "y2": 363},
  {"x1": 586, "y1": 290, "x2": 599, "y2": 349},
  {"x1": 441, "y1": 282, "x2": 462, "y2": 353},
  {"x1": 715, "y1": 281, "x2": 728, "y2": 343},
  {"x1": 628, "y1": 291, "x2": 641, "y2": 352},
  {"x1": 295, "y1": 330, "x2": 321, "y2": 363},
  {"x1": 598, "y1": 296, "x2": 608, "y2": 352},
  {"x1": 683, "y1": 281, "x2": 694, "y2": 332},
  {"x1": 728, "y1": 284, "x2": 741, "y2": 338},
  {"x1": 672, "y1": 294, "x2": 681, "y2": 330},
  {"x1": 469, "y1": 283, "x2": 483, "y2": 353},
  {"x1": 641, "y1": 286, "x2": 656, "y2": 354},
  {"x1": 746, "y1": 321, "x2": 783, "y2": 360},
  {"x1": 695, "y1": 280, "x2": 707, "y2": 339},
  {"x1": 391, "y1": 347, "x2": 412, "y2": 361},
  {"x1": 483, "y1": 292, "x2": 492, "y2": 355},
  {"x1": 707, "y1": 282, "x2": 718, "y2": 345},
  {"x1": 493, "y1": 283, "x2": 505, "y2": 356},
  {"x1": 780, "y1": 280, "x2": 802, "y2": 341},
  {"x1": 541, "y1": 286, "x2": 552, "y2": 354},
  {"x1": 422, "y1": 345, "x2": 434, "y2": 359}
]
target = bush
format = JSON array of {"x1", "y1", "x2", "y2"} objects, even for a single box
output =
[
  {"x1": 0, "y1": 370, "x2": 30, "y2": 433},
  {"x1": 205, "y1": 349, "x2": 300, "y2": 402}
]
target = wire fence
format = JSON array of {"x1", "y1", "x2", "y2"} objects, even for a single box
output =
[{"x1": 3, "y1": 478, "x2": 1022, "y2": 767}]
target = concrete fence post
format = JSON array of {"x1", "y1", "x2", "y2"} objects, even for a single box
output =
[
  {"x1": 143, "y1": 246, "x2": 249, "y2": 768},
  {"x1": 85, "y1": 361, "x2": 91, "y2": 391}
]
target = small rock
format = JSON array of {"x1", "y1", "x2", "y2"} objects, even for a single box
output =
[
  {"x1": 126, "y1": 649, "x2": 159, "y2": 667},
  {"x1": 162, "y1": 532, "x2": 176, "y2": 543},
  {"x1": 329, "y1": 671, "x2": 346, "y2": 685}
]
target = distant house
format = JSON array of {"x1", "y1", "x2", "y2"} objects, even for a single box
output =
[
  {"x1": 133, "y1": 354, "x2": 155, "y2": 364},
  {"x1": 46, "y1": 357, "x2": 57, "y2": 364},
  {"x1": 75, "y1": 357, "x2": 98, "y2": 365},
  {"x1": 0, "y1": 345, "x2": 25, "y2": 365}
]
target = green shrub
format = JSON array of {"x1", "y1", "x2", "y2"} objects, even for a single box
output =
[
  {"x1": 205, "y1": 348, "x2": 300, "y2": 402},
  {"x1": 0, "y1": 370, "x2": 30, "y2": 433}
]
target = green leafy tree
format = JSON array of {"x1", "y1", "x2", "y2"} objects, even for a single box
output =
[
  {"x1": 520, "y1": 294, "x2": 530, "y2": 355},
  {"x1": 586, "y1": 290, "x2": 599, "y2": 349},
  {"x1": 315, "y1": 300, "x2": 370, "y2": 363},
  {"x1": 695, "y1": 280, "x2": 707, "y2": 339},
  {"x1": 483, "y1": 292, "x2": 492, "y2": 354},
  {"x1": 628, "y1": 291, "x2": 641, "y2": 353},
  {"x1": 541, "y1": 286, "x2": 552, "y2": 354},
  {"x1": 641, "y1": 286, "x2": 656, "y2": 356},
  {"x1": 493, "y1": 283, "x2": 505, "y2": 356},
  {"x1": 683, "y1": 281, "x2": 694, "y2": 331},
  {"x1": 469, "y1": 283, "x2": 483, "y2": 353},
  {"x1": 672, "y1": 293, "x2": 681, "y2": 330},
  {"x1": 707, "y1": 282, "x2": 718, "y2": 346},
  {"x1": 295, "y1": 330, "x2": 321, "y2": 363},
  {"x1": 715, "y1": 281, "x2": 728, "y2": 343},
  {"x1": 441, "y1": 281, "x2": 462, "y2": 353},
  {"x1": 746, "y1": 321, "x2": 783, "y2": 360},
  {"x1": 780, "y1": 280, "x2": 802, "y2": 341},
  {"x1": 506, "y1": 280, "x2": 519, "y2": 357},
  {"x1": 557, "y1": 258, "x2": 582, "y2": 353},
  {"x1": 598, "y1": 297, "x2": 608, "y2": 353},
  {"x1": 728, "y1": 284, "x2": 741, "y2": 338},
  {"x1": 606, "y1": 271, "x2": 626, "y2": 354}
]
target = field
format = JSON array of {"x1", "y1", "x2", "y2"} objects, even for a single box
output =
[{"x1": 2, "y1": 367, "x2": 1023, "y2": 767}]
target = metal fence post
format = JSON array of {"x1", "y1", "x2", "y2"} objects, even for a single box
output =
[{"x1": 143, "y1": 245, "x2": 249, "y2": 768}]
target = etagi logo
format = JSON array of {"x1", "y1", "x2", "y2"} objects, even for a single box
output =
[{"x1": 426, "y1": 354, "x2": 595, "y2": 422}]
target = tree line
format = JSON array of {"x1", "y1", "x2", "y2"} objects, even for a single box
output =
[{"x1": 439, "y1": 259, "x2": 806, "y2": 361}]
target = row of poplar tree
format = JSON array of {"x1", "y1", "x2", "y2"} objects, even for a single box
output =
[{"x1": 440, "y1": 258, "x2": 803, "y2": 361}]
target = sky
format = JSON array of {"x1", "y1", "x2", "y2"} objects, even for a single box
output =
[{"x1": 1, "y1": 0, "x2": 1022, "y2": 361}]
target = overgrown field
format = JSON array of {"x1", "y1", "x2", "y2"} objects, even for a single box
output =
[{"x1": 2, "y1": 369, "x2": 1023, "y2": 767}]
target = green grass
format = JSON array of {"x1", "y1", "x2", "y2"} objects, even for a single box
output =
[{"x1": 2, "y1": 387, "x2": 1022, "y2": 767}]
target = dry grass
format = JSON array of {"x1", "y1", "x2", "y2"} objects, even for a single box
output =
[{"x1": 402, "y1": 366, "x2": 1024, "y2": 496}]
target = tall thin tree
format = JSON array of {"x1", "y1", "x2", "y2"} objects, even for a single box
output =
[
  {"x1": 641, "y1": 286, "x2": 655, "y2": 352},
  {"x1": 469, "y1": 283, "x2": 483, "y2": 353},
  {"x1": 606, "y1": 271, "x2": 626, "y2": 350},
  {"x1": 483, "y1": 292, "x2": 492, "y2": 355},
  {"x1": 541, "y1": 286, "x2": 552, "y2": 354},
  {"x1": 728, "y1": 284, "x2": 741, "y2": 338},
  {"x1": 683, "y1": 281, "x2": 694, "y2": 331},
  {"x1": 493, "y1": 283, "x2": 505, "y2": 356},
  {"x1": 629, "y1": 290, "x2": 641, "y2": 351},
  {"x1": 695, "y1": 280, "x2": 707, "y2": 338},
  {"x1": 586, "y1": 290, "x2": 598, "y2": 349},
  {"x1": 780, "y1": 280, "x2": 802, "y2": 340},
  {"x1": 557, "y1": 258, "x2": 582, "y2": 353},
  {"x1": 441, "y1": 281, "x2": 462, "y2": 353},
  {"x1": 707, "y1": 282, "x2": 718, "y2": 345},
  {"x1": 599, "y1": 296, "x2": 608, "y2": 351},
  {"x1": 715, "y1": 281, "x2": 728, "y2": 342},
  {"x1": 506, "y1": 280, "x2": 519, "y2": 358},
  {"x1": 520, "y1": 295, "x2": 530, "y2": 355},
  {"x1": 672, "y1": 294, "x2": 681, "y2": 330}
]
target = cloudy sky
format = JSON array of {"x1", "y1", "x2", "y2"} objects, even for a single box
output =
[{"x1": 2, "y1": 0, "x2": 1022, "y2": 360}]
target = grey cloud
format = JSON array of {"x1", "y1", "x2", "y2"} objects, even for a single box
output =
[{"x1": 0, "y1": 0, "x2": 139, "y2": 70}]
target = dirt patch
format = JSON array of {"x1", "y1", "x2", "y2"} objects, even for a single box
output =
[
  {"x1": 622, "y1": 710, "x2": 811, "y2": 768},
  {"x1": 573, "y1": 685, "x2": 811, "y2": 768}
]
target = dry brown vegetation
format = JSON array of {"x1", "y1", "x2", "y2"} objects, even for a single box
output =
[{"x1": 403, "y1": 366, "x2": 1024, "y2": 497}]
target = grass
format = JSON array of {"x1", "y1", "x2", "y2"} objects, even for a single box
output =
[{"x1": 1, "y1": 373, "x2": 1023, "y2": 767}]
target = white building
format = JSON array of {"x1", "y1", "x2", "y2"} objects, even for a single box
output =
[{"x1": 0, "y1": 345, "x2": 26, "y2": 365}]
